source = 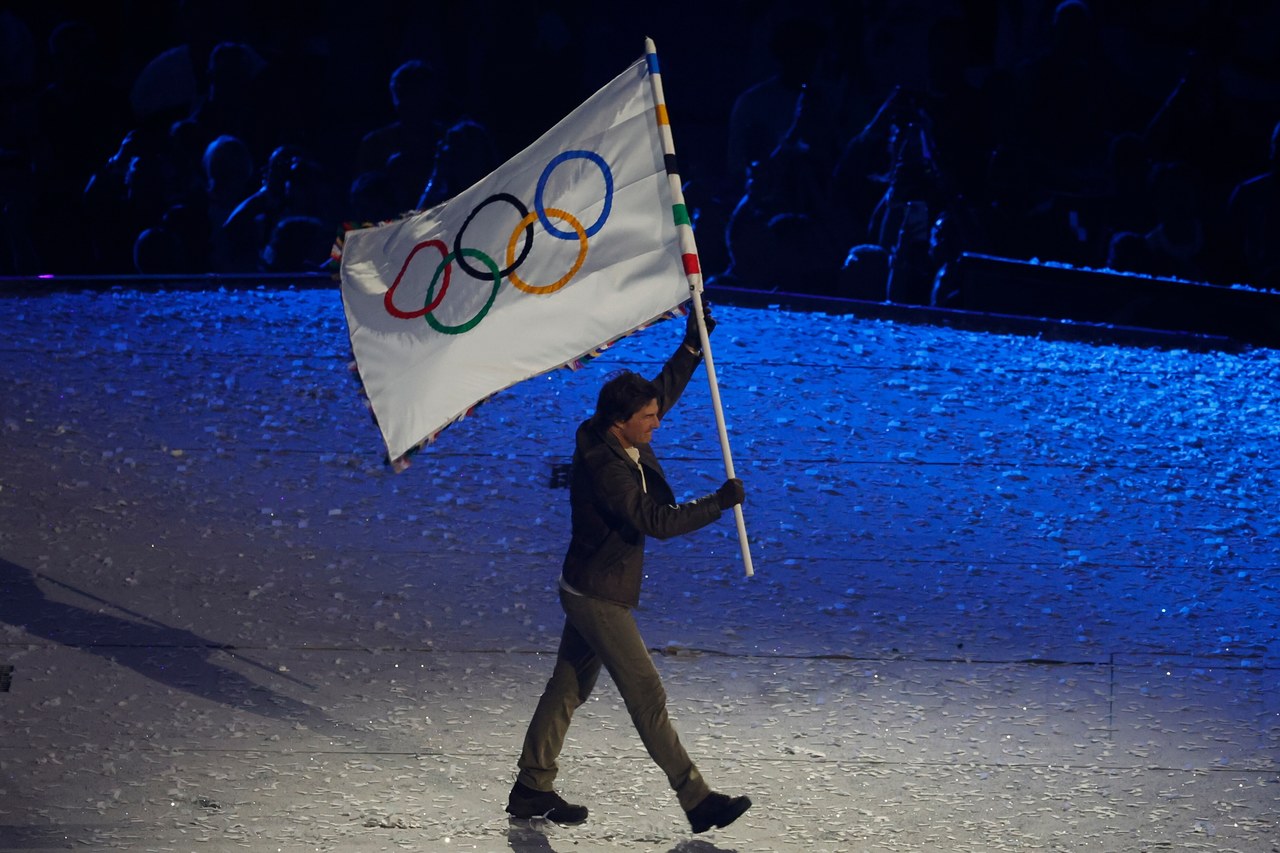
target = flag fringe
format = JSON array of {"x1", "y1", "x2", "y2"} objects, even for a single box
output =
[{"x1": 326, "y1": 207, "x2": 427, "y2": 275}]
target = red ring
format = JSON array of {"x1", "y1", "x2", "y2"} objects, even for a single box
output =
[{"x1": 384, "y1": 239, "x2": 450, "y2": 318}]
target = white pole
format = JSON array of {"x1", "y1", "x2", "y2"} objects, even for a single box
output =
[{"x1": 644, "y1": 38, "x2": 755, "y2": 577}]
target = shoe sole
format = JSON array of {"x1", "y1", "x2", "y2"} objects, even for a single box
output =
[
  {"x1": 509, "y1": 809, "x2": 588, "y2": 824},
  {"x1": 506, "y1": 808, "x2": 588, "y2": 826}
]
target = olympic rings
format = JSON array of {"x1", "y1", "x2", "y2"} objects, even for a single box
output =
[
  {"x1": 384, "y1": 239, "x2": 450, "y2": 318},
  {"x1": 535, "y1": 150, "x2": 613, "y2": 239},
  {"x1": 506, "y1": 208, "x2": 587, "y2": 295},
  {"x1": 381, "y1": 149, "x2": 616, "y2": 332},
  {"x1": 424, "y1": 248, "x2": 501, "y2": 335}
]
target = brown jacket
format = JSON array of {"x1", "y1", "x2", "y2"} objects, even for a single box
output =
[{"x1": 560, "y1": 344, "x2": 724, "y2": 607}]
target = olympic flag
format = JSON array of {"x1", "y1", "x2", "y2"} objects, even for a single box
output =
[{"x1": 339, "y1": 54, "x2": 688, "y2": 464}]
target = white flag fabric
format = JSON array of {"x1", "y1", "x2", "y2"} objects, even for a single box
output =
[{"x1": 340, "y1": 56, "x2": 687, "y2": 463}]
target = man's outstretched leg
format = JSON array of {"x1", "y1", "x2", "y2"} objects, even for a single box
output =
[{"x1": 509, "y1": 611, "x2": 599, "y2": 824}]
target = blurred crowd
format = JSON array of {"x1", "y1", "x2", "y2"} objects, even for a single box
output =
[{"x1": 4, "y1": 1, "x2": 1280, "y2": 304}]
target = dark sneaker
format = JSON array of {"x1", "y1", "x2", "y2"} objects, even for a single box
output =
[
  {"x1": 686, "y1": 791, "x2": 751, "y2": 834},
  {"x1": 506, "y1": 781, "x2": 589, "y2": 824}
]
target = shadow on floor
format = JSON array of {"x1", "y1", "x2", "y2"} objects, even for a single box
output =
[
  {"x1": 0, "y1": 556, "x2": 351, "y2": 736},
  {"x1": 506, "y1": 819, "x2": 740, "y2": 853}
]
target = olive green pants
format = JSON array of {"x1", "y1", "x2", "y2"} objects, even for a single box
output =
[{"x1": 516, "y1": 588, "x2": 710, "y2": 812}]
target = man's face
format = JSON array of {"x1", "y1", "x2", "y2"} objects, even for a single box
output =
[{"x1": 612, "y1": 399, "x2": 660, "y2": 448}]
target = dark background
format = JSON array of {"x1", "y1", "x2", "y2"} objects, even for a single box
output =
[{"x1": 4, "y1": 0, "x2": 1280, "y2": 298}]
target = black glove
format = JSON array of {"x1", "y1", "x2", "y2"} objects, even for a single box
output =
[
  {"x1": 683, "y1": 303, "x2": 716, "y2": 351},
  {"x1": 715, "y1": 477, "x2": 744, "y2": 510}
]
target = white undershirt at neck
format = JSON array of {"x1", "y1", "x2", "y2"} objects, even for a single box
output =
[{"x1": 625, "y1": 446, "x2": 646, "y2": 493}]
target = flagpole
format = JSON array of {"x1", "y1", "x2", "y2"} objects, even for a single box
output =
[{"x1": 644, "y1": 38, "x2": 755, "y2": 577}]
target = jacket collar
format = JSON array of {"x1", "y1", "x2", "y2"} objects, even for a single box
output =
[{"x1": 580, "y1": 419, "x2": 656, "y2": 466}]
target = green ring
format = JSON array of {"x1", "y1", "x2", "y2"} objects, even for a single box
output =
[{"x1": 425, "y1": 248, "x2": 502, "y2": 335}]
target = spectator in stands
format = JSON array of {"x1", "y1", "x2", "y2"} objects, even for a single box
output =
[
  {"x1": 870, "y1": 120, "x2": 951, "y2": 304},
  {"x1": 1143, "y1": 50, "x2": 1239, "y2": 215},
  {"x1": 221, "y1": 145, "x2": 301, "y2": 270},
  {"x1": 725, "y1": 16, "x2": 822, "y2": 193},
  {"x1": 1105, "y1": 230, "x2": 1154, "y2": 275},
  {"x1": 838, "y1": 243, "x2": 890, "y2": 301},
  {"x1": 357, "y1": 60, "x2": 447, "y2": 215},
  {"x1": 188, "y1": 42, "x2": 276, "y2": 164},
  {"x1": 260, "y1": 215, "x2": 331, "y2": 272},
  {"x1": 34, "y1": 21, "x2": 123, "y2": 187},
  {"x1": 1225, "y1": 120, "x2": 1280, "y2": 287},
  {"x1": 132, "y1": 223, "x2": 184, "y2": 274},
  {"x1": 201, "y1": 135, "x2": 255, "y2": 272},
  {"x1": 1095, "y1": 132, "x2": 1154, "y2": 257},
  {"x1": 1014, "y1": 0, "x2": 1124, "y2": 197},
  {"x1": 831, "y1": 87, "x2": 930, "y2": 250},
  {"x1": 82, "y1": 128, "x2": 169, "y2": 272},
  {"x1": 718, "y1": 87, "x2": 846, "y2": 293},
  {"x1": 927, "y1": 202, "x2": 985, "y2": 306},
  {"x1": 348, "y1": 169, "x2": 398, "y2": 226},
  {"x1": 1093, "y1": 161, "x2": 1209, "y2": 283},
  {"x1": 1142, "y1": 161, "x2": 1209, "y2": 281},
  {"x1": 416, "y1": 119, "x2": 498, "y2": 211}
]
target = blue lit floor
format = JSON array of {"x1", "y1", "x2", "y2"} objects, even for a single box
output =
[{"x1": 0, "y1": 287, "x2": 1276, "y2": 851}]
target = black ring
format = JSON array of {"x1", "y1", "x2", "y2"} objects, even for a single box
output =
[{"x1": 452, "y1": 193, "x2": 534, "y2": 280}]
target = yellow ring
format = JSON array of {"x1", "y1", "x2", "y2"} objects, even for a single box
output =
[{"x1": 506, "y1": 207, "x2": 588, "y2": 295}]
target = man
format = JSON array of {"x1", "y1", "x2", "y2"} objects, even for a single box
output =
[{"x1": 507, "y1": 305, "x2": 751, "y2": 835}]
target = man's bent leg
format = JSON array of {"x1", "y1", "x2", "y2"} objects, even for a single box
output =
[
  {"x1": 516, "y1": 604, "x2": 600, "y2": 792},
  {"x1": 562, "y1": 592, "x2": 711, "y2": 811}
]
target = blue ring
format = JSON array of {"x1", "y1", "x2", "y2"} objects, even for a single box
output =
[{"x1": 535, "y1": 150, "x2": 613, "y2": 239}]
